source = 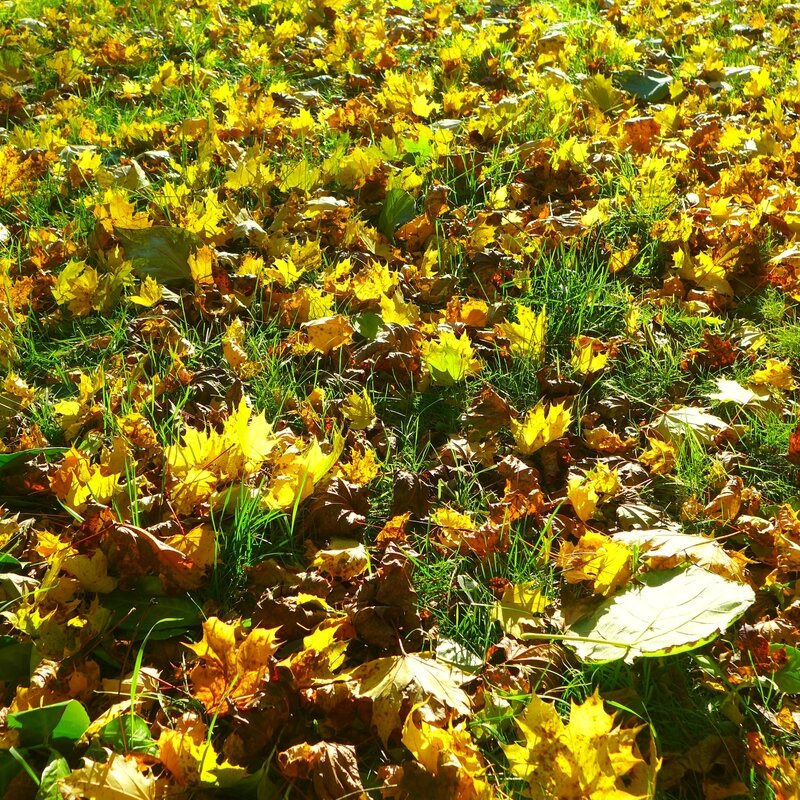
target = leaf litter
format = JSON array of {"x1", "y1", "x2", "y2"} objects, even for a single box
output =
[{"x1": 0, "y1": 0, "x2": 799, "y2": 797}]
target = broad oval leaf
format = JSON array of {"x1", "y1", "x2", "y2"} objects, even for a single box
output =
[
  {"x1": 565, "y1": 566, "x2": 755, "y2": 663},
  {"x1": 8, "y1": 699, "x2": 90, "y2": 745},
  {"x1": 615, "y1": 68, "x2": 673, "y2": 103},
  {"x1": 115, "y1": 226, "x2": 199, "y2": 286}
]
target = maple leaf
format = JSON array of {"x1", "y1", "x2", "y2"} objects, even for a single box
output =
[
  {"x1": 496, "y1": 304, "x2": 547, "y2": 361},
  {"x1": 510, "y1": 401, "x2": 572, "y2": 455},
  {"x1": 380, "y1": 289, "x2": 421, "y2": 325},
  {"x1": 342, "y1": 389, "x2": 377, "y2": 430},
  {"x1": 566, "y1": 463, "x2": 620, "y2": 522},
  {"x1": 60, "y1": 751, "x2": 156, "y2": 800},
  {"x1": 558, "y1": 532, "x2": 633, "y2": 597},
  {"x1": 185, "y1": 617, "x2": 281, "y2": 714},
  {"x1": 158, "y1": 713, "x2": 247, "y2": 787},
  {"x1": 503, "y1": 691, "x2": 660, "y2": 799},
  {"x1": 300, "y1": 315, "x2": 355, "y2": 354},
  {"x1": 222, "y1": 318, "x2": 262, "y2": 378},
  {"x1": 347, "y1": 654, "x2": 472, "y2": 744},
  {"x1": 129, "y1": 276, "x2": 162, "y2": 307},
  {"x1": 490, "y1": 583, "x2": 550, "y2": 638},
  {"x1": 279, "y1": 741, "x2": 367, "y2": 800},
  {"x1": 401, "y1": 709, "x2": 494, "y2": 799},
  {"x1": 750, "y1": 358, "x2": 796, "y2": 393},
  {"x1": 312, "y1": 539, "x2": 370, "y2": 580},
  {"x1": 570, "y1": 335, "x2": 609, "y2": 375},
  {"x1": 422, "y1": 328, "x2": 481, "y2": 386}
]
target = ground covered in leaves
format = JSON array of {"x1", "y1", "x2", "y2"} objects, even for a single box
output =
[{"x1": 1, "y1": 0, "x2": 800, "y2": 797}]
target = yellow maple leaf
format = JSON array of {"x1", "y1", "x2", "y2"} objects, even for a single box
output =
[
  {"x1": 284, "y1": 618, "x2": 351, "y2": 688},
  {"x1": 675, "y1": 249, "x2": 733, "y2": 296},
  {"x1": 380, "y1": 289, "x2": 420, "y2": 325},
  {"x1": 264, "y1": 255, "x2": 305, "y2": 288},
  {"x1": 351, "y1": 262, "x2": 398, "y2": 302},
  {"x1": 639, "y1": 437, "x2": 677, "y2": 475},
  {"x1": 423, "y1": 328, "x2": 481, "y2": 386},
  {"x1": 377, "y1": 71, "x2": 442, "y2": 118},
  {"x1": 166, "y1": 398, "x2": 278, "y2": 513},
  {"x1": 431, "y1": 505, "x2": 476, "y2": 550},
  {"x1": 264, "y1": 433, "x2": 345, "y2": 510},
  {"x1": 750, "y1": 358, "x2": 796, "y2": 392},
  {"x1": 164, "y1": 524, "x2": 216, "y2": 589},
  {"x1": 158, "y1": 714, "x2": 247, "y2": 787},
  {"x1": 504, "y1": 690, "x2": 659, "y2": 799},
  {"x1": 558, "y1": 531, "x2": 632, "y2": 596},
  {"x1": 566, "y1": 463, "x2": 620, "y2": 522},
  {"x1": 511, "y1": 401, "x2": 571, "y2": 455},
  {"x1": 60, "y1": 752, "x2": 157, "y2": 800},
  {"x1": 52, "y1": 260, "x2": 100, "y2": 316},
  {"x1": 338, "y1": 447, "x2": 380, "y2": 485},
  {"x1": 222, "y1": 318, "x2": 262, "y2": 379},
  {"x1": 312, "y1": 539, "x2": 370, "y2": 580},
  {"x1": 50, "y1": 448, "x2": 121, "y2": 512},
  {"x1": 402, "y1": 710, "x2": 494, "y2": 799},
  {"x1": 300, "y1": 315, "x2": 355, "y2": 354},
  {"x1": 188, "y1": 246, "x2": 215, "y2": 289},
  {"x1": 571, "y1": 336, "x2": 609, "y2": 375},
  {"x1": 185, "y1": 617, "x2": 281, "y2": 714},
  {"x1": 342, "y1": 389, "x2": 377, "y2": 430},
  {"x1": 129, "y1": 276, "x2": 163, "y2": 307},
  {"x1": 491, "y1": 583, "x2": 550, "y2": 639},
  {"x1": 496, "y1": 305, "x2": 547, "y2": 361}
]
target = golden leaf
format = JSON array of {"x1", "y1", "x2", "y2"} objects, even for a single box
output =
[
  {"x1": 496, "y1": 305, "x2": 547, "y2": 361},
  {"x1": 342, "y1": 389, "x2": 377, "y2": 430},
  {"x1": 129, "y1": 276, "x2": 163, "y2": 307},
  {"x1": 490, "y1": 583, "x2": 550, "y2": 639},
  {"x1": 558, "y1": 532, "x2": 632, "y2": 597},
  {"x1": 185, "y1": 617, "x2": 281, "y2": 714},
  {"x1": 640, "y1": 438, "x2": 677, "y2": 475},
  {"x1": 312, "y1": 539, "x2": 370, "y2": 581},
  {"x1": 301, "y1": 315, "x2": 355, "y2": 355},
  {"x1": 510, "y1": 401, "x2": 572, "y2": 455},
  {"x1": 60, "y1": 752, "x2": 156, "y2": 800},
  {"x1": 504, "y1": 690, "x2": 659, "y2": 799},
  {"x1": 402, "y1": 710, "x2": 494, "y2": 799},
  {"x1": 157, "y1": 713, "x2": 247, "y2": 787},
  {"x1": 750, "y1": 358, "x2": 796, "y2": 392},
  {"x1": 571, "y1": 336, "x2": 609, "y2": 375}
]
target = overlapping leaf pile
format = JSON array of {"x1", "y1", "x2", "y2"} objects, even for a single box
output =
[{"x1": 0, "y1": 0, "x2": 799, "y2": 796}]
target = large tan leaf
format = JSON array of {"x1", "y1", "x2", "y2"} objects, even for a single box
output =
[
  {"x1": 347, "y1": 653, "x2": 472, "y2": 744},
  {"x1": 60, "y1": 751, "x2": 156, "y2": 800}
]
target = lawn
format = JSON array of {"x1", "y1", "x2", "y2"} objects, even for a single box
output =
[{"x1": 0, "y1": 0, "x2": 799, "y2": 797}]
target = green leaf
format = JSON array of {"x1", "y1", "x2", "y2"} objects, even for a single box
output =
[
  {"x1": 102, "y1": 592, "x2": 200, "y2": 640},
  {"x1": 115, "y1": 226, "x2": 198, "y2": 286},
  {"x1": 100, "y1": 714, "x2": 158, "y2": 756},
  {"x1": 35, "y1": 752, "x2": 70, "y2": 800},
  {"x1": 7, "y1": 700, "x2": 90, "y2": 746},
  {"x1": 0, "y1": 552, "x2": 21, "y2": 571},
  {"x1": 378, "y1": 189, "x2": 416, "y2": 239},
  {"x1": 0, "y1": 448, "x2": 67, "y2": 473},
  {"x1": 565, "y1": 566, "x2": 755, "y2": 663},
  {"x1": 354, "y1": 312, "x2": 382, "y2": 341},
  {"x1": 772, "y1": 644, "x2": 800, "y2": 694},
  {"x1": 0, "y1": 637, "x2": 33, "y2": 683},
  {"x1": 0, "y1": 750, "x2": 21, "y2": 796},
  {"x1": 615, "y1": 69, "x2": 673, "y2": 103}
]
